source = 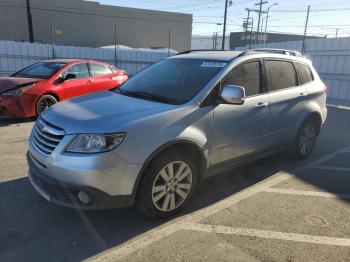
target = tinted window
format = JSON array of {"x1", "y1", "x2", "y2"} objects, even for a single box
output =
[
  {"x1": 114, "y1": 59, "x2": 224, "y2": 104},
  {"x1": 90, "y1": 63, "x2": 112, "y2": 76},
  {"x1": 265, "y1": 60, "x2": 297, "y2": 91},
  {"x1": 12, "y1": 62, "x2": 66, "y2": 79},
  {"x1": 295, "y1": 62, "x2": 313, "y2": 85},
  {"x1": 223, "y1": 61, "x2": 260, "y2": 97},
  {"x1": 61, "y1": 63, "x2": 89, "y2": 79}
]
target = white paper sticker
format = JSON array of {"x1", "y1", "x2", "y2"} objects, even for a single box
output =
[{"x1": 201, "y1": 61, "x2": 227, "y2": 68}]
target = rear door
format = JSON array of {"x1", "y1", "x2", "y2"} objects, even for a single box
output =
[
  {"x1": 89, "y1": 62, "x2": 116, "y2": 92},
  {"x1": 58, "y1": 63, "x2": 92, "y2": 99},
  {"x1": 265, "y1": 59, "x2": 308, "y2": 146}
]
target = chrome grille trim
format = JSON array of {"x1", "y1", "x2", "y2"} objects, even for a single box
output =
[{"x1": 31, "y1": 118, "x2": 65, "y2": 155}]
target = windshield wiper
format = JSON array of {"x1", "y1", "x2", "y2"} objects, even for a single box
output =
[{"x1": 122, "y1": 90, "x2": 180, "y2": 104}]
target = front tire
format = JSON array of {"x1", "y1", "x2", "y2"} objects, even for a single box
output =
[
  {"x1": 291, "y1": 119, "x2": 319, "y2": 160},
  {"x1": 136, "y1": 150, "x2": 198, "y2": 218},
  {"x1": 36, "y1": 94, "x2": 58, "y2": 115}
]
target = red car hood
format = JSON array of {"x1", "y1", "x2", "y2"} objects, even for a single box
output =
[{"x1": 0, "y1": 77, "x2": 42, "y2": 93}]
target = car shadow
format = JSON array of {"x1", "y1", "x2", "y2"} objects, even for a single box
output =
[
  {"x1": 1, "y1": 106, "x2": 350, "y2": 261},
  {"x1": 0, "y1": 118, "x2": 34, "y2": 127},
  {"x1": 0, "y1": 153, "x2": 315, "y2": 262}
]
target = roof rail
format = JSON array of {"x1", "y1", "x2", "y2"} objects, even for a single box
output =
[
  {"x1": 176, "y1": 49, "x2": 232, "y2": 55},
  {"x1": 240, "y1": 48, "x2": 303, "y2": 57}
]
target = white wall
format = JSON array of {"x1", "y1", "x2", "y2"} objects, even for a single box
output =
[
  {"x1": 0, "y1": 41, "x2": 176, "y2": 77},
  {"x1": 236, "y1": 37, "x2": 350, "y2": 101}
]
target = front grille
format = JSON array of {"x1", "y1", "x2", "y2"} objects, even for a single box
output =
[{"x1": 31, "y1": 118, "x2": 65, "y2": 155}]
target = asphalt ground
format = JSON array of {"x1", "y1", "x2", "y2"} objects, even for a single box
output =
[{"x1": 1, "y1": 105, "x2": 350, "y2": 262}]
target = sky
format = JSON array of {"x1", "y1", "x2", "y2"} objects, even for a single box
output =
[{"x1": 97, "y1": 0, "x2": 350, "y2": 37}]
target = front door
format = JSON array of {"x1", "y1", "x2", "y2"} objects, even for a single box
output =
[
  {"x1": 210, "y1": 60, "x2": 269, "y2": 166},
  {"x1": 58, "y1": 63, "x2": 92, "y2": 99}
]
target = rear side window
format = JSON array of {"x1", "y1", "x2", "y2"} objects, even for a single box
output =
[
  {"x1": 90, "y1": 63, "x2": 112, "y2": 76},
  {"x1": 222, "y1": 61, "x2": 261, "y2": 97},
  {"x1": 295, "y1": 62, "x2": 313, "y2": 85},
  {"x1": 265, "y1": 60, "x2": 297, "y2": 91}
]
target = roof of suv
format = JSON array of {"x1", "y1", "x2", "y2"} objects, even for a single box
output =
[
  {"x1": 172, "y1": 51, "x2": 243, "y2": 61},
  {"x1": 171, "y1": 49, "x2": 305, "y2": 62}
]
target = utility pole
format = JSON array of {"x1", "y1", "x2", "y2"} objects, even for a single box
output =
[
  {"x1": 254, "y1": 0, "x2": 268, "y2": 43},
  {"x1": 114, "y1": 24, "x2": 117, "y2": 64},
  {"x1": 301, "y1": 5, "x2": 310, "y2": 54},
  {"x1": 168, "y1": 28, "x2": 171, "y2": 56},
  {"x1": 222, "y1": 0, "x2": 229, "y2": 50},
  {"x1": 249, "y1": 18, "x2": 254, "y2": 49},
  {"x1": 264, "y1": 3, "x2": 278, "y2": 44},
  {"x1": 50, "y1": 21, "x2": 55, "y2": 59},
  {"x1": 25, "y1": 0, "x2": 34, "y2": 42},
  {"x1": 335, "y1": 28, "x2": 339, "y2": 38}
]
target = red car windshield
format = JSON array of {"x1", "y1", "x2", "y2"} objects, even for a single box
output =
[{"x1": 12, "y1": 62, "x2": 67, "y2": 79}]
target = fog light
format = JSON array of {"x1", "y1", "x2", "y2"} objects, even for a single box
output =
[{"x1": 78, "y1": 191, "x2": 90, "y2": 204}]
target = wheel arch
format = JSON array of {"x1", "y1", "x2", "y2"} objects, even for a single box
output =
[
  {"x1": 132, "y1": 139, "x2": 208, "y2": 197},
  {"x1": 295, "y1": 110, "x2": 323, "y2": 138}
]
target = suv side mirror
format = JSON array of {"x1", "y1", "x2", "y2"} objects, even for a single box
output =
[{"x1": 220, "y1": 85, "x2": 246, "y2": 105}]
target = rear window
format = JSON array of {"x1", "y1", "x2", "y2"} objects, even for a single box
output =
[
  {"x1": 265, "y1": 60, "x2": 298, "y2": 91},
  {"x1": 295, "y1": 62, "x2": 314, "y2": 85}
]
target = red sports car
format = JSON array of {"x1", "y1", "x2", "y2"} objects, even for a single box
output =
[{"x1": 0, "y1": 59, "x2": 128, "y2": 118}]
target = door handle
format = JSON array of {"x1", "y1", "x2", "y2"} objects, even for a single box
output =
[
  {"x1": 86, "y1": 80, "x2": 92, "y2": 84},
  {"x1": 255, "y1": 102, "x2": 268, "y2": 108},
  {"x1": 299, "y1": 92, "x2": 308, "y2": 97}
]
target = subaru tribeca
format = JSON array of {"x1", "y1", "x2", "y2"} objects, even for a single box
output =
[{"x1": 27, "y1": 49, "x2": 327, "y2": 218}]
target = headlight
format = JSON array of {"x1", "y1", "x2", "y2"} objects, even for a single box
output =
[
  {"x1": 66, "y1": 133, "x2": 125, "y2": 153},
  {"x1": 2, "y1": 83, "x2": 35, "y2": 96}
]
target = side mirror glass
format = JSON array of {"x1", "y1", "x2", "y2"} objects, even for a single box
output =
[
  {"x1": 220, "y1": 85, "x2": 246, "y2": 105},
  {"x1": 55, "y1": 73, "x2": 76, "y2": 85},
  {"x1": 65, "y1": 73, "x2": 76, "y2": 80}
]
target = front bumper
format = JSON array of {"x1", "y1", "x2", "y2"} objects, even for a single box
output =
[
  {"x1": 27, "y1": 152, "x2": 135, "y2": 210},
  {"x1": 0, "y1": 94, "x2": 37, "y2": 118}
]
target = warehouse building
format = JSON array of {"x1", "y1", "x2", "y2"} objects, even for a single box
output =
[{"x1": 0, "y1": 0, "x2": 192, "y2": 51}]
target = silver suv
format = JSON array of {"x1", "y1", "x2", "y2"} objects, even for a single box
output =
[{"x1": 27, "y1": 49, "x2": 327, "y2": 218}]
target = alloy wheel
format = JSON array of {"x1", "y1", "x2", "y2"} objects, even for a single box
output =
[
  {"x1": 151, "y1": 161, "x2": 192, "y2": 212},
  {"x1": 299, "y1": 124, "x2": 316, "y2": 156}
]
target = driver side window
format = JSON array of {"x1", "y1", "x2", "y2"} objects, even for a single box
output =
[
  {"x1": 222, "y1": 61, "x2": 261, "y2": 97},
  {"x1": 60, "y1": 63, "x2": 89, "y2": 79}
]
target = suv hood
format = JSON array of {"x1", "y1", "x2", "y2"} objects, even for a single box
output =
[
  {"x1": 42, "y1": 91, "x2": 177, "y2": 134},
  {"x1": 0, "y1": 77, "x2": 41, "y2": 93}
]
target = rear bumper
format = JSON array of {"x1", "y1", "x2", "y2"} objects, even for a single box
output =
[
  {"x1": 27, "y1": 152, "x2": 135, "y2": 210},
  {"x1": 0, "y1": 94, "x2": 36, "y2": 118}
]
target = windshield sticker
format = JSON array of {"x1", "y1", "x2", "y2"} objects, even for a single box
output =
[{"x1": 201, "y1": 61, "x2": 227, "y2": 68}]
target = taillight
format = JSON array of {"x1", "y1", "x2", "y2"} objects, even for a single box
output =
[{"x1": 324, "y1": 84, "x2": 328, "y2": 93}]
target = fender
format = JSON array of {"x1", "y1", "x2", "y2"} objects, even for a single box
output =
[{"x1": 131, "y1": 138, "x2": 208, "y2": 196}]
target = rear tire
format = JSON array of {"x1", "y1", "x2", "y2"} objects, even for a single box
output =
[
  {"x1": 36, "y1": 94, "x2": 58, "y2": 115},
  {"x1": 291, "y1": 119, "x2": 319, "y2": 160},
  {"x1": 136, "y1": 150, "x2": 198, "y2": 218}
]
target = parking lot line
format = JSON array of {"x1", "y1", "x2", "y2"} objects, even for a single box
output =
[
  {"x1": 181, "y1": 222, "x2": 350, "y2": 247},
  {"x1": 263, "y1": 187, "x2": 350, "y2": 199},
  {"x1": 311, "y1": 165, "x2": 350, "y2": 172},
  {"x1": 88, "y1": 145, "x2": 350, "y2": 262}
]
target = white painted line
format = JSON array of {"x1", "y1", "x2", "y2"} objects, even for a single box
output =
[
  {"x1": 263, "y1": 188, "x2": 350, "y2": 200},
  {"x1": 312, "y1": 165, "x2": 350, "y2": 172},
  {"x1": 182, "y1": 222, "x2": 350, "y2": 247},
  {"x1": 87, "y1": 223, "x2": 182, "y2": 262},
  {"x1": 87, "y1": 145, "x2": 350, "y2": 261}
]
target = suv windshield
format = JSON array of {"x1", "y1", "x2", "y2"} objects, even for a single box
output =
[
  {"x1": 12, "y1": 62, "x2": 66, "y2": 79},
  {"x1": 113, "y1": 58, "x2": 225, "y2": 104}
]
